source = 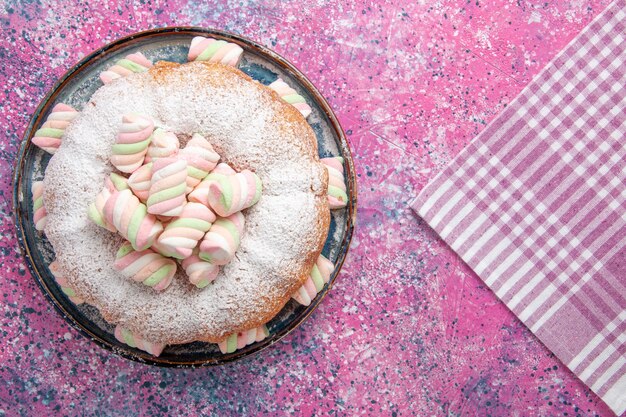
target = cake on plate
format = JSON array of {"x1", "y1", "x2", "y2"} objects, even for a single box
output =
[{"x1": 30, "y1": 37, "x2": 349, "y2": 356}]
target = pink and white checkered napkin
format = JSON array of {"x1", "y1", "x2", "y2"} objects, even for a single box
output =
[{"x1": 411, "y1": 1, "x2": 625, "y2": 414}]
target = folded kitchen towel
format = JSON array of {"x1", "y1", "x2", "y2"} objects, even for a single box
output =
[{"x1": 411, "y1": 1, "x2": 625, "y2": 414}]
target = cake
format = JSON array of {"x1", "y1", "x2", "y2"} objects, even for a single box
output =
[{"x1": 31, "y1": 38, "x2": 349, "y2": 356}]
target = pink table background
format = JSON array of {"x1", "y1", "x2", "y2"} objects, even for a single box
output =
[{"x1": 0, "y1": 1, "x2": 618, "y2": 416}]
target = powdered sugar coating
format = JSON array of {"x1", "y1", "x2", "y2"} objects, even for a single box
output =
[{"x1": 43, "y1": 62, "x2": 329, "y2": 344}]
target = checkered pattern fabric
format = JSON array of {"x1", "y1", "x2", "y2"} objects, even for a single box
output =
[{"x1": 411, "y1": 2, "x2": 625, "y2": 414}]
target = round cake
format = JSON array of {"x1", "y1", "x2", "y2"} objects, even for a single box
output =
[{"x1": 42, "y1": 60, "x2": 331, "y2": 344}]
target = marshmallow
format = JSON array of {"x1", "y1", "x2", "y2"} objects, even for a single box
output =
[
  {"x1": 188, "y1": 36, "x2": 243, "y2": 66},
  {"x1": 268, "y1": 78, "x2": 312, "y2": 118},
  {"x1": 188, "y1": 162, "x2": 236, "y2": 206},
  {"x1": 109, "y1": 172, "x2": 129, "y2": 191},
  {"x1": 321, "y1": 156, "x2": 348, "y2": 209},
  {"x1": 179, "y1": 133, "x2": 220, "y2": 192},
  {"x1": 147, "y1": 157, "x2": 187, "y2": 217},
  {"x1": 292, "y1": 254, "x2": 334, "y2": 306},
  {"x1": 127, "y1": 162, "x2": 152, "y2": 202},
  {"x1": 110, "y1": 114, "x2": 154, "y2": 173},
  {"x1": 88, "y1": 185, "x2": 115, "y2": 231},
  {"x1": 89, "y1": 174, "x2": 130, "y2": 232},
  {"x1": 218, "y1": 324, "x2": 269, "y2": 354},
  {"x1": 145, "y1": 128, "x2": 180, "y2": 163},
  {"x1": 49, "y1": 261, "x2": 84, "y2": 304},
  {"x1": 32, "y1": 181, "x2": 47, "y2": 232},
  {"x1": 100, "y1": 52, "x2": 153, "y2": 84},
  {"x1": 199, "y1": 212, "x2": 245, "y2": 265},
  {"x1": 182, "y1": 248, "x2": 219, "y2": 288},
  {"x1": 32, "y1": 103, "x2": 78, "y2": 154},
  {"x1": 103, "y1": 189, "x2": 163, "y2": 251},
  {"x1": 207, "y1": 170, "x2": 262, "y2": 217},
  {"x1": 114, "y1": 242, "x2": 176, "y2": 291},
  {"x1": 157, "y1": 202, "x2": 216, "y2": 259},
  {"x1": 114, "y1": 325, "x2": 165, "y2": 357}
]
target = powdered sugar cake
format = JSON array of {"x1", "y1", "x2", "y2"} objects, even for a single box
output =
[{"x1": 43, "y1": 61, "x2": 330, "y2": 344}]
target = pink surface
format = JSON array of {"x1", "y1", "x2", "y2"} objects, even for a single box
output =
[
  {"x1": 412, "y1": 4, "x2": 625, "y2": 413},
  {"x1": 0, "y1": 1, "x2": 618, "y2": 416}
]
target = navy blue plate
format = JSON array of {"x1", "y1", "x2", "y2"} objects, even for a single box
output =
[{"x1": 13, "y1": 27, "x2": 356, "y2": 366}]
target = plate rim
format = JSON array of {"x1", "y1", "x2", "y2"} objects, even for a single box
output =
[{"x1": 12, "y1": 26, "x2": 358, "y2": 367}]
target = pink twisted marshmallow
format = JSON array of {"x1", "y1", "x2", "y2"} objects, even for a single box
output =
[
  {"x1": 268, "y1": 78, "x2": 312, "y2": 119},
  {"x1": 145, "y1": 128, "x2": 179, "y2": 163},
  {"x1": 127, "y1": 162, "x2": 152, "y2": 202},
  {"x1": 179, "y1": 133, "x2": 220, "y2": 192},
  {"x1": 110, "y1": 114, "x2": 154, "y2": 173},
  {"x1": 103, "y1": 189, "x2": 163, "y2": 251},
  {"x1": 109, "y1": 172, "x2": 129, "y2": 191},
  {"x1": 114, "y1": 242, "x2": 176, "y2": 291},
  {"x1": 321, "y1": 156, "x2": 348, "y2": 209},
  {"x1": 32, "y1": 103, "x2": 78, "y2": 154},
  {"x1": 182, "y1": 249, "x2": 219, "y2": 288},
  {"x1": 88, "y1": 173, "x2": 129, "y2": 232},
  {"x1": 218, "y1": 325, "x2": 269, "y2": 354},
  {"x1": 100, "y1": 52, "x2": 153, "y2": 84},
  {"x1": 147, "y1": 157, "x2": 188, "y2": 217},
  {"x1": 157, "y1": 202, "x2": 216, "y2": 259},
  {"x1": 187, "y1": 36, "x2": 243, "y2": 66},
  {"x1": 89, "y1": 185, "x2": 115, "y2": 231},
  {"x1": 207, "y1": 170, "x2": 262, "y2": 217},
  {"x1": 150, "y1": 239, "x2": 176, "y2": 258},
  {"x1": 49, "y1": 261, "x2": 84, "y2": 304},
  {"x1": 114, "y1": 325, "x2": 165, "y2": 357},
  {"x1": 188, "y1": 163, "x2": 236, "y2": 206},
  {"x1": 32, "y1": 181, "x2": 47, "y2": 232},
  {"x1": 199, "y1": 212, "x2": 245, "y2": 265},
  {"x1": 292, "y1": 254, "x2": 334, "y2": 306}
]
